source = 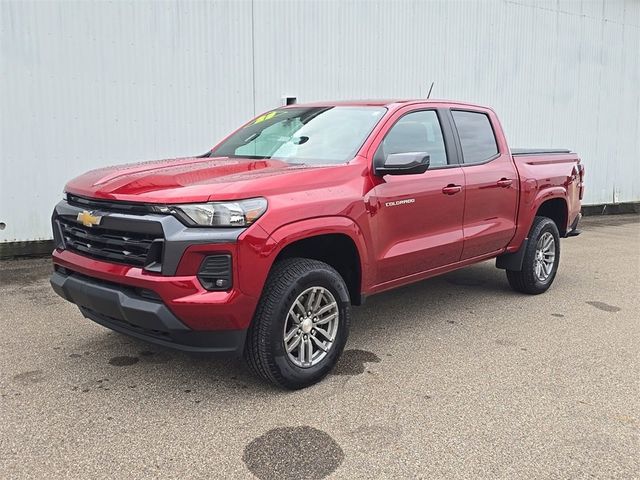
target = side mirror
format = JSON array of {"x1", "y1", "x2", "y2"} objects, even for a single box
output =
[{"x1": 375, "y1": 152, "x2": 430, "y2": 176}]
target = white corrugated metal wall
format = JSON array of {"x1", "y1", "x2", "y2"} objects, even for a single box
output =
[{"x1": 1, "y1": 0, "x2": 638, "y2": 243}]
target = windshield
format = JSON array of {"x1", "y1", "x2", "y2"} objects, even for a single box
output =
[{"x1": 211, "y1": 106, "x2": 386, "y2": 164}]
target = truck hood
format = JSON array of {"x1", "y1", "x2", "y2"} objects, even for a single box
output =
[{"x1": 64, "y1": 156, "x2": 348, "y2": 203}]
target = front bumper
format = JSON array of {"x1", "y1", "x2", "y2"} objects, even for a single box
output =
[
  {"x1": 50, "y1": 196, "x2": 276, "y2": 349},
  {"x1": 51, "y1": 268, "x2": 246, "y2": 354}
]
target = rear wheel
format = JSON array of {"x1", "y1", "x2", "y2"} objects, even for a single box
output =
[
  {"x1": 244, "y1": 258, "x2": 351, "y2": 389},
  {"x1": 506, "y1": 216, "x2": 560, "y2": 294}
]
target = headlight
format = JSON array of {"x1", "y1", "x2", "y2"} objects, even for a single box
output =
[{"x1": 167, "y1": 197, "x2": 267, "y2": 227}]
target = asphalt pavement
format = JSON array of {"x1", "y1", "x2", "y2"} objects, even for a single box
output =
[{"x1": 1, "y1": 214, "x2": 638, "y2": 479}]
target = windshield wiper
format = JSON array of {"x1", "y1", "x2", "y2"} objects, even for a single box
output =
[
  {"x1": 234, "y1": 155, "x2": 271, "y2": 159},
  {"x1": 240, "y1": 132, "x2": 261, "y2": 145}
]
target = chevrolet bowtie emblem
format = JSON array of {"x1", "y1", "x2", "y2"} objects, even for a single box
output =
[{"x1": 76, "y1": 210, "x2": 102, "y2": 227}]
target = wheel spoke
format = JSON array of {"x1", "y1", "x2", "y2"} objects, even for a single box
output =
[
  {"x1": 293, "y1": 299, "x2": 306, "y2": 319},
  {"x1": 306, "y1": 337, "x2": 313, "y2": 362},
  {"x1": 315, "y1": 301, "x2": 337, "y2": 317},
  {"x1": 284, "y1": 326, "x2": 298, "y2": 343},
  {"x1": 315, "y1": 312, "x2": 338, "y2": 326},
  {"x1": 310, "y1": 335, "x2": 328, "y2": 352},
  {"x1": 306, "y1": 288, "x2": 317, "y2": 312},
  {"x1": 298, "y1": 337, "x2": 305, "y2": 363},
  {"x1": 287, "y1": 334, "x2": 302, "y2": 353},
  {"x1": 314, "y1": 326, "x2": 331, "y2": 340},
  {"x1": 312, "y1": 292, "x2": 323, "y2": 312}
]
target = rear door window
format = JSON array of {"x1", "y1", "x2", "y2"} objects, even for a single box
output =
[{"x1": 451, "y1": 110, "x2": 499, "y2": 164}]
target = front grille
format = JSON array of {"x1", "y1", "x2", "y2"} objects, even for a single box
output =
[{"x1": 59, "y1": 218, "x2": 163, "y2": 267}]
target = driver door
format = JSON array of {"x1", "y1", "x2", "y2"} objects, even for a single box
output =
[{"x1": 367, "y1": 108, "x2": 465, "y2": 286}]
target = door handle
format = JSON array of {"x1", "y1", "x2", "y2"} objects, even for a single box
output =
[
  {"x1": 497, "y1": 178, "x2": 513, "y2": 188},
  {"x1": 442, "y1": 184, "x2": 462, "y2": 195}
]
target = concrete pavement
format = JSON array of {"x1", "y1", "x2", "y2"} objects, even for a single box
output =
[{"x1": 1, "y1": 214, "x2": 638, "y2": 479}]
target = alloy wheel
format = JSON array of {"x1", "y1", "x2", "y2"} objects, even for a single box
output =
[
  {"x1": 283, "y1": 286, "x2": 340, "y2": 368},
  {"x1": 534, "y1": 231, "x2": 556, "y2": 282}
]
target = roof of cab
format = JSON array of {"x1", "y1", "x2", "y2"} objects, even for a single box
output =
[
  {"x1": 280, "y1": 99, "x2": 492, "y2": 110},
  {"x1": 283, "y1": 99, "x2": 416, "y2": 107}
]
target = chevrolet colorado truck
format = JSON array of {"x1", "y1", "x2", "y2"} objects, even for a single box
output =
[{"x1": 50, "y1": 100, "x2": 584, "y2": 389}]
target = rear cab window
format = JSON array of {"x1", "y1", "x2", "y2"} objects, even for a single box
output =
[{"x1": 451, "y1": 110, "x2": 499, "y2": 164}]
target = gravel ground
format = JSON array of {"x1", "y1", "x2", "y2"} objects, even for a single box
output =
[{"x1": 1, "y1": 214, "x2": 638, "y2": 479}]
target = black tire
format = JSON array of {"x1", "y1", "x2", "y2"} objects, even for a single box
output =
[
  {"x1": 506, "y1": 216, "x2": 561, "y2": 295},
  {"x1": 244, "y1": 258, "x2": 351, "y2": 389}
]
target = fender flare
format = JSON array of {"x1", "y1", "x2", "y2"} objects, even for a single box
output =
[
  {"x1": 503, "y1": 187, "x2": 568, "y2": 265},
  {"x1": 531, "y1": 188, "x2": 570, "y2": 233},
  {"x1": 267, "y1": 216, "x2": 372, "y2": 288},
  {"x1": 531, "y1": 187, "x2": 568, "y2": 214}
]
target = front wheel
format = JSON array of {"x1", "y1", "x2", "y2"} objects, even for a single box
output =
[
  {"x1": 244, "y1": 258, "x2": 351, "y2": 389},
  {"x1": 506, "y1": 216, "x2": 560, "y2": 295}
]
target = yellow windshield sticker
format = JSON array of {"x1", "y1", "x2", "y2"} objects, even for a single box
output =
[{"x1": 253, "y1": 111, "x2": 277, "y2": 124}]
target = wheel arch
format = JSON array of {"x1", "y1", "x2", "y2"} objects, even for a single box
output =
[
  {"x1": 499, "y1": 192, "x2": 567, "y2": 271},
  {"x1": 268, "y1": 217, "x2": 368, "y2": 305},
  {"x1": 534, "y1": 195, "x2": 568, "y2": 236}
]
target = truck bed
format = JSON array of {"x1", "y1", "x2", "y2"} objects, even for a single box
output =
[{"x1": 510, "y1": 149, "x2": 583, "y2": 242}]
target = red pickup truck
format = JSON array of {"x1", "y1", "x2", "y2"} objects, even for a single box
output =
[{"x1": 50, "y1": 100, "x2": 584, "y2": 388}]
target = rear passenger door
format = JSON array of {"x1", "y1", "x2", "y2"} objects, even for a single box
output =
[
  {"x1": 450, "y1": 109, "x2": 518, "y2": 260},
  {"x1": 368, "y1": 108, "x2": 465, "y2": 285}
]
